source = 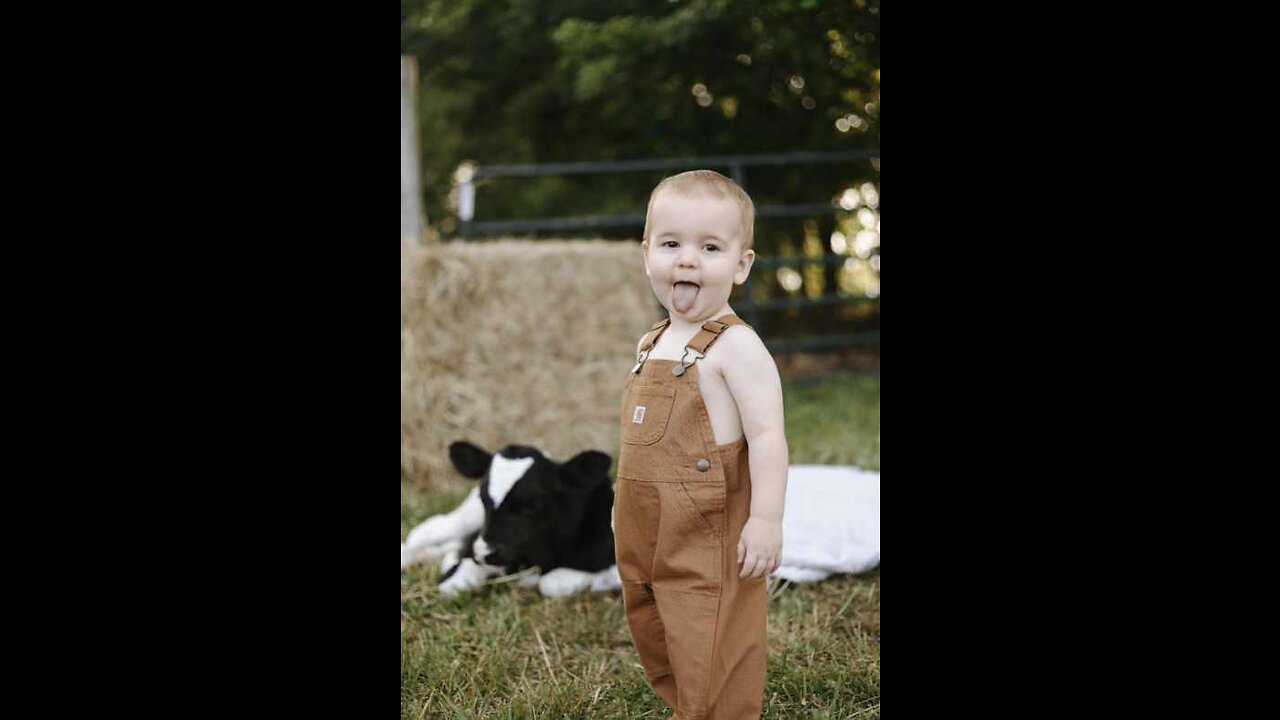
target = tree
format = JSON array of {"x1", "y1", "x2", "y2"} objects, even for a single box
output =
[{"x1": 400, "y1": 0, "x2": 878, "y2": 238}]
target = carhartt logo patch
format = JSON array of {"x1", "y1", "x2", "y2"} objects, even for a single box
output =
[{"x1": 632, "y1": 405, "x2": 646, "y2": 424}]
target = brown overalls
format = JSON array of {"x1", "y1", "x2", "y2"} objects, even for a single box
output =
[{"x1": 614, "y1": 314, "x2": 767, "y2": 720}]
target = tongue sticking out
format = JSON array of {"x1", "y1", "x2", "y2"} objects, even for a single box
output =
[{"x1": 672, "y1": 282, "x2": 700, "y2": 313}]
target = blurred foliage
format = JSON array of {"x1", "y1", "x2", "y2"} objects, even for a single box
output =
[{"x1": 401, "y1": 0, "x2": 879, "y2": 239}]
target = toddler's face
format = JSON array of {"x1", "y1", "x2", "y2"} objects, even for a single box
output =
[{"x1": 642, "y1": 191, "x2": 755, "y2": 323}]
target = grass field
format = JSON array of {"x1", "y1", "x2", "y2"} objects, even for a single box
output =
[{"x1": 401, "y1": 372, "x2": 880, "y2": 718}]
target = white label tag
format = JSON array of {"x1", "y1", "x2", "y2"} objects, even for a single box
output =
[{"x1": 632, "y1": 405, "x2": 647, "y2": 424}]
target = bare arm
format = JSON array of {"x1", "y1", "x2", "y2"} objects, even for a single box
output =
[
  {"x1": 719, "y1": 327, "x2": 788, "y2": 577},
  {"x1": 720, "y1": 327, "x2": 788, "y2": 519}
]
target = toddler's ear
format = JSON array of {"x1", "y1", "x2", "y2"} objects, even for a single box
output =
[{"x1": 735, "y1": 248, "x2": 756, "y2": 284}]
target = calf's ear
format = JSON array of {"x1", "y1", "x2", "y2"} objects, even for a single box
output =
[
  {"x1": 448, "y1": 441, "x2": 493, "y2": 479},
  {"x1": 560, "y1": 450, "x2": 611, "y2": 487}
]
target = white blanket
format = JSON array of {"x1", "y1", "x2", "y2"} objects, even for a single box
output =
[
  {"x1": 401, "y1": 464, "x2": 880, "y2": 592},
  {"x1": 773, "y1": 465, "x2": 880, "y2": 582}
]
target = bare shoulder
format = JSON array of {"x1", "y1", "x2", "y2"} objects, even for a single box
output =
[
  {"x1": 719, "y1": 323, "x2": 772, "y2": 356},
  {"x1": 710, "y1": 324, "x2": 778, "y2": 374},
  {"x1": 711, "y1": 324, "x2": 785, "y2": 435}
]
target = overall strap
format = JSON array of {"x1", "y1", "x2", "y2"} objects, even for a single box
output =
[
  {"x1": 631, "y1": 318, "x2": 672, "y2": 374},
  {"x1": 670, "y1": 314, "x2": 749, "y2": 377},
  {"x1": 686, "y1": 314, "x2": 747, "y2": 355}
]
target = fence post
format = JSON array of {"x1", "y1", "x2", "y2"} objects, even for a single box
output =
[{"x1": 401, "y1": 56, "x2": 426, "y2": 248}]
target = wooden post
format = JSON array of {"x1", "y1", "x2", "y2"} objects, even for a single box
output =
[{"x1": 401, "y1": 56, "x2": 426, "y2": 248}]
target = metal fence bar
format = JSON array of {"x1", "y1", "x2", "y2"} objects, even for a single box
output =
[
  {"x1": 461, "y1": 204, "x2": 855, "y2": 235},
  {"x1": 471, "y1": 150, "x2": 879, "y2": 179},
  {"x1": 454, "y1": 151, "x2": 878, "y2": 355},
  {"x1": 749, "y1": 294, "x2": 878, "y2": 311},
  {"x1": 753, "y1": 253, "x2": 859, "y2": 269},
  {"x1": 765, "y1": 332, "x2": 880, "y2": 352}
]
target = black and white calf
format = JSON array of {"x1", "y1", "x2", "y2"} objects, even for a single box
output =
[{"x1": 401, "y1": 441, "x2": 622, "y2": 598}]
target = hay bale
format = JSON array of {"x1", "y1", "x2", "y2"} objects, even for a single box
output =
[{"x1": 401, "y1": 240, "x2": 659, "y2": 487}]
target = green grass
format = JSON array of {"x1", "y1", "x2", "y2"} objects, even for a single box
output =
[
  {"x1": 783, "y1": 372, "x2": 880, "y2": 470},
  {"x1": 402, "y1": 372, "x2": 880, "y2": 718}
]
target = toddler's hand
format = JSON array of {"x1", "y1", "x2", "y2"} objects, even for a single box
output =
[{"x1": 737, "y1": 516, "x2": 782, "y2": 579}]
